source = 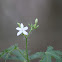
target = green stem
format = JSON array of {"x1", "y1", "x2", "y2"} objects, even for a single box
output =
[
  {"x1": 25, "y1": 28, "x2": 33, "y2": 62},
  {"x1": 27, "y1": 29, "x2": 32, "y2": 38},
  {"x1": 26, "y1": 37, "x2": 30, "y2": 62}
]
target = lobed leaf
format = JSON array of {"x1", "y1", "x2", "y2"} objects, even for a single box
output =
[
  {"x1": 29, "y1": 52, "x2": 44, "y2": 60},
  {"x1": 40, "y1": 54, "x2": 51, "y2": 62}
]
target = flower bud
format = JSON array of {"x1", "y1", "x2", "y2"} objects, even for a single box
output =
[
  {"x1": 17, "y1": 22, "x2": 21, "y2": 28},
  {"x1": 35, "y1": 18, "x2": 38, "y2": 24}
]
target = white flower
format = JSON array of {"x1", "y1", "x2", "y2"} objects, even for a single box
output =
[{"x1": 16, "y1": 23, "x2": 28, "y2": 36}]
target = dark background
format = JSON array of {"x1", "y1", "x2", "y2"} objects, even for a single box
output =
[{"x1": 0, "y1": 0, "x2": 62, "y2": 62}]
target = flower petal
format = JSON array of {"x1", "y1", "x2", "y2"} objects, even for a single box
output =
[
  {"x1": 24, "y1": 26, "x2": 28, "y2": 30},
  {"x1": 16, "y1": 27, "x2": 21, "y2": 30},
  {"x1": 23, "y1": 31, "x2": 28, "y2": 35},
  {"x1": 17, "y1": 31, "x2": 22, "y2": 36},
  {"x1": 20, "y1": 23, "x2": 24, "y2": 28}
]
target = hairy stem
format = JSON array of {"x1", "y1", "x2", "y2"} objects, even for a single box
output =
[
  {"x1": 25, "y1": 27, "x2": 33, "y2": 62},
  {"x1": 26, "y1": 37, "x2": 30, "y2": 62}
]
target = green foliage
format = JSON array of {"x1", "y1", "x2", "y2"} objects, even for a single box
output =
[
  {"x1": 0, "y1": 45, "x2": 62, "y2": 62},
  {"x1": 0, "y1": 44, "x2": 18, "y2": 58},
  {"x1": 46, "y1": 46, "x2": 61, "y2": 59},
  {"x1": 29, "y1": 52, "x2": 44, "y2": 60},
  {"x1": 5, "y1": 49, "x2": 27, "y2": 61},
  {"x1": 0, "y1": 44, "x2": 27, "y2": 61},
  {"x1": 40, "y1": 46, "x2": 62, "y2": 62},
  {"x1": 40, "y1": 54, "x2": 51, "y2": 62},
  {"x1": 56, "y1": 57, "x2": 62, "y2": 62}
]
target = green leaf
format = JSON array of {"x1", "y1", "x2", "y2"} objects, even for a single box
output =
[
  {"x1": 40, "y1": 46, "x2": 62, "y2": 62},
  {"x1": 3, "y1": 49, "x2": 27, "y2": 61},
  {"x1": 46, "y1": 46, "x2": 53, "y2": 51},
  {"x1": 3, "y1": 55, "x2": 26, "y2": 61},
  {"x1": 1, "y1": 49, "x2": 27, "y2": 61},
  {"x1": 40, "y1": 54, "x2": 51, "y2": 62},
  {"x1": 56, "y1": 58, "x2": 62, "y2": 62},
  {"x1": 7, "y1": 44, "x2": 18, "y2": 51},
  {"x1": 36, "y1": 25, "x2": 39, "y2": 28},
  {"x1": 45, "y1": 51, "x2": 61, "y2": 59},
  {"x1": 2, "y1": 49, "x2": 27, "y2": 61},
  {"x1": 2, "y1": 54, "x2": 26, "y2": 61},
  {"x1": 29, "y1": 52, "x2": 44, "y2": 60},
  {"x1": 0, "y1": 44, "x2": 18, "y2": 58},
  {"x1": 0, "y1": 52, "x2": 4, "y2": 58},
  {"x1": 12, "y1": 50, "x2": 26, "y2": 58},
  {"x1": 54, "y1": 50, "x2": 62, "y2": 55},
  {"x1": 0, "y1": 44, "x2": 27, "y2": 61},
  {"x1": 46, "y1": 46, "x2": 61, "y2": 59}
]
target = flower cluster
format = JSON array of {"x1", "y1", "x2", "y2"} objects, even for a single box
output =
[{"x1": 16, "y1": 18, "x2": 39, "y2": 36}]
